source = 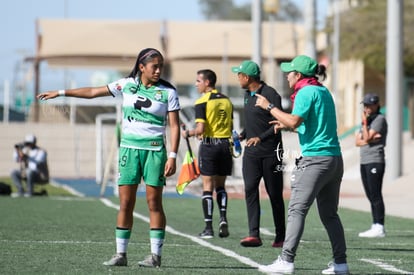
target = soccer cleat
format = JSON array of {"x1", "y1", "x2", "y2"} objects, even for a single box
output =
[
  {"x1": 138, "y1": 254, "x2": 161, "y2": 268},
  {"x1": 240, "y1": 236, "x2": 262, "y2": 247},
  {"x1": 272, "y1": 241, "x2": 284, "y2": 248},
  {"x1": 218, "y1": 219, "x2": 229, "y2": 238},
  {"x1": 103, "y1": 253, "x2": 127, "y2": 266},
  {"x1": 199, "y1": 228, "x2": 214, "y2": 239},
  {"x1": 258, "y1": 256, "x2": 294, "y2": 274},
  {"x1": 358, "y1": 223, "x2": 385, "y2": 238},
  {"x1": 321, "y1": 262, "x2": 349, "y2": 274}
]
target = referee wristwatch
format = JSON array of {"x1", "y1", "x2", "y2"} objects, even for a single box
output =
[{"x1": 266, "y1": 103, "x2": 275, "y2": 111}]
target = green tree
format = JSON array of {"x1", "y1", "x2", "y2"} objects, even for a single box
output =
[
  {"x1": 328, "y1": 0, "x2": 414, "y2": 76},
  {"x1": 199, "y1": 0, "x2": 240, "y2": 20},
  {"x1": 198, "y1": 0, "x2": 302, "y2": 22}
]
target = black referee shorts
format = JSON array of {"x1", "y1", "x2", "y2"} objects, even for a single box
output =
[{"x1": 199, "y1": 138, "x2": 232, "y2": 176}]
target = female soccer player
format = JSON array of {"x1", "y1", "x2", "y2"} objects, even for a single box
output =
[{"x1": 38, "y1": 48, "x2": 180, "y2": 268}]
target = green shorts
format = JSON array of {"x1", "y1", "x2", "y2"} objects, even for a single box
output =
[{"x1": 118, "y1": 147, "x2": 167, "y2": 187}]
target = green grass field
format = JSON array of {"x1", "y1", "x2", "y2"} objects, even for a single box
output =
[{"x1": 0, "y1": 180, "x2": 413, "y2": 274}]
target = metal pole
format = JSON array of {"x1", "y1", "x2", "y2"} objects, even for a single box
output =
[
  {"x1": 386, "y1": 0, "x2": 403, "y2": 180},
  {"x1": 332, "y1": 0, "x2": 340, "y2": 100},
  {"x1": 264, "y1": 0, "x2": 278, "y2": 87},
  {"x1": 96, "y1": 115, "x2": 103, "y2": 185},
  {"x1": 33, "y1": 57, "x2": 40, "y2": 122},
  {"x1": 304, "y1": 0, "x2": 316, "y2": 59},
  {"x1": 252, "y1": 0, "x2": 262, "y2": 65},
  {"x1": 95, "y1": 113, "x2": 118, "y2": 184},
  {"x1": 267, "y1": 13, "x2": 276, "y2": 87},
  {"x1": 33, "y1": 19, "x2": 40, "y2": 122},
  {"x1": 3, "y1": 80, "x2": 10, "y2": 123},
  {"x1": 69, "y1": 79, "x2": 76, "y2": 125},
  {"x1": 222, "y1": 32, "x2": 229, "y2": 95}
]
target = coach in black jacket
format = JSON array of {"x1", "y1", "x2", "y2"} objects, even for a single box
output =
[{"x1": 232, "y1": 60, "x2": 285, "y2": 248}]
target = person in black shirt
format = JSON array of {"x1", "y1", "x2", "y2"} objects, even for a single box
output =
[{"x1": 232, "y1": 60, "x2": 285, "y2": 248}]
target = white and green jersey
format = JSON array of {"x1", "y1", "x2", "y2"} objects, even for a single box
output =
[{"x1": 107, "y1": 77, "x2": 180, "y2": 151}]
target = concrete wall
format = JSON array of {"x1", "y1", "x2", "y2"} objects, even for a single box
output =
[
  {"x1": 331, "y1": 59, "x2": 365, "y2": 133},
  {"x1": 0, "y1": 122, "x2": 115, "y2": 179}
]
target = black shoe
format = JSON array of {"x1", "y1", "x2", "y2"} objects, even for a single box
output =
[
  {"x1": 199, "y1": 228, "x2": 214, "y2": 239},
  {"x1": 218, "y1": 219, "x2": 229, "y2": 238}
]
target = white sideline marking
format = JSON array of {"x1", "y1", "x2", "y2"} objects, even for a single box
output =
[
  {"x1": 100, "y1": 198, "x2": 261, "y2": 269},
  {"x1": 259, "y1": 227, "x2": 274, "y2": 236},
  {"x1": 360, "y1": 258, "x2": 414, "y2": 274},
  {"x1": 49, "y1": 181, "x2": 85, "y2": 197}
]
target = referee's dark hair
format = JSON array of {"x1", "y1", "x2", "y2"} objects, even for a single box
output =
[{"x1": 197, "y1": 69, "x2": 217, "y2": 88}]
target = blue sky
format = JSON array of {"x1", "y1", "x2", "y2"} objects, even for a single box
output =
[{"x1": 0, "y1": 0, "x2": 328, "y2": 93}]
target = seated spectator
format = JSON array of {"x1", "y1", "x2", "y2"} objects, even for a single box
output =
[{"x1": 11, "y1": 134, "x2": 49, "y2": 197}]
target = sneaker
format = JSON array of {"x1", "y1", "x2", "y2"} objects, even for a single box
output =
[
  {"x1": 321, "y1": 262, "x2": 349, "y2": 274},
  {"x1": 138, "y1": 253, "x2": 161, "y2": 268},
  {"x1": 272, "y1": 241, "x2": 284, "y2": 248},
  {"x1": 240, "y1": 236, "x2": 262, "y2": 247},
  {"x1": 199, "y1": 228, "x2": 214, "y2": 239},
  {"x1": 103, "y1": 253, "x2": 127, "y2": 266},
  {"x1": 258, "y1": 256, "x2": 294, "y2": 274},
  {"x1": 358, "y1": 223, "x2": 385, "y2": 238},
  {"x1": 218, "y1": 219, "x2": 229, "y2": 238}
]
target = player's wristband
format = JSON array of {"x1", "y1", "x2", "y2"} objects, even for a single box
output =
[
  {"x1": 58, "y1": 89, "x2": 66, "y2": 96},
  {"x1": 168, "y1": 152, "x2": 177, "y2": 159}
]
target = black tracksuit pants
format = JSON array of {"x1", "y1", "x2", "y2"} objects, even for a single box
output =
[
  {"x1": 242, "y1": 154, "x2": 285, "y2": 242},
  {"x1": 360, "y1": 163, "x2": 386, "y2": 225}
]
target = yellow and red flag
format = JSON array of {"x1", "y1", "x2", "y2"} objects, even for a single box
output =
[
  {"x1": 176, "y1": 150, "x2": 200, "y2": 195},
  {"x1": 176, "y1": 125, "x2": 200, "y2": 195}
]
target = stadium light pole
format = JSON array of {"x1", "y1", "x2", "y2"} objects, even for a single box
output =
[{"x1": 386, "y1": 0, "x2": 403, "y2": 181}]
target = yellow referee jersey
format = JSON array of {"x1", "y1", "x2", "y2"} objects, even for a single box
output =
[{"x1": 194, "y1": 89, "x2": 233, "y2": 138}]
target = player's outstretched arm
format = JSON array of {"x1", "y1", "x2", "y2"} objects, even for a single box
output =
[{"x1": 37, "y1": 86, "x2": 111, "y2": 101}]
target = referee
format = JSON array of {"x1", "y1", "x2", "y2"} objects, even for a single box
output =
[{"x1": 182, "y1": 69, "x2": 234, "y2": 239}]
